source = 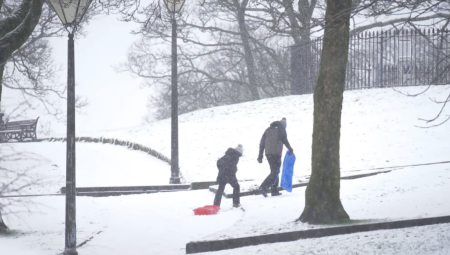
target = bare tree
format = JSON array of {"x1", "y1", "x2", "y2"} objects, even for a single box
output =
[
  {"x1": 0, "y1": 0, "x2": 93, "y2": 230},
  {"x1": 95, "y1": 0, "x2": 450, "y2": 122},
  {"x1": 97, "y1": 0, "x2": 294, "y2": 119},
  {"x1": 233, "y1": 0, "x2": 260, "y2": 100},
  {"x1": 297, "y1": 0, "x2": 450, "y2": 224},
  {"x1": 298, "y1": 0, "x2": 352, "y2": 224},
  {"x1": 1, "y1": 0, "x2": 92, "y2": 123},
  {"x1": 0, "y1": 0, "x2": 46, "y2": 111}
]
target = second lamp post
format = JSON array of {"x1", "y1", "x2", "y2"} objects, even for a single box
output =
[{"x1": 163, "y1": 0, "x2": 186, "y2": 184}]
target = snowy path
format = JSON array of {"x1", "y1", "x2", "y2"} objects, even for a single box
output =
[
  {"x1": 0, "y1": 191, "x2": 243, "y2": 255},
  {"x1": 1, "y1": 163, "x2": 449, "y2": 255}
]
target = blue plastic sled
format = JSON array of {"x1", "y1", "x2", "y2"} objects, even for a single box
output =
[{"x1": 280, "y1": 150, "x2": 296, "y2": 192}]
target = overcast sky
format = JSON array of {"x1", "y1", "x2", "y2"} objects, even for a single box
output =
[{"x1": 47, "y1": 13, "x2": 151, "y2": 136}]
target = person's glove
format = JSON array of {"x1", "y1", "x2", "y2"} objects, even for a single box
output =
[
  {"x1": 288, "y1": 148, "x2": 294, "y2": 155},
  {"x1": 257, "y1": 154, "x2": 263, "y2": 163}
]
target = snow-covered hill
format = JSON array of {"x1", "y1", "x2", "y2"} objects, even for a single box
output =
[
  {"x1": 80, "y1": 85, "x2": 450, "y2": 184},
  {"x1": 1, "y1": 85, "x2": 450, "y2": 255}
]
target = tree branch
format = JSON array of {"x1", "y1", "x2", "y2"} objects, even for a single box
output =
[
  {"x1": 0, "y1": 0, "x2": 33, "y2": 39},
  {"x1": 350, "y1": 13, "x2": 447, "y2": 34},
  {"x1": 0, "y1": 0, "x2": 45, "y2": 67}
]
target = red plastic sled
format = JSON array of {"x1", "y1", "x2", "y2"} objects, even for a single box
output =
[{"x1": 193, "y1": 205, "x2": 220, "y2": 215}]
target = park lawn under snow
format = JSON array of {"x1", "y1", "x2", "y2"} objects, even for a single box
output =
[
  {"x1": 77, "y1": 85, "x2": 450, "y2": 186},
  {"x1": 1, "y1": 85, "x2": 450, "y2": 254},
  {"x1": 0, "y1": 142, "x2": 171, "y2": 195}
]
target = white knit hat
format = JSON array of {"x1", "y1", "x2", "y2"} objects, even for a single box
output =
[{"x1": 234, "y1": 144, "x2": 243, "y2": 155}]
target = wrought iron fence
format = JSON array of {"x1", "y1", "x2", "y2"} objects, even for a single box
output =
[{"x1": 291, "y1": 28, "x2": 450, "y2": 94}]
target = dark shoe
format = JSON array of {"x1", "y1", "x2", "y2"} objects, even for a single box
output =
[
  {"x1": 233, "y1": 203, "x2": 241, "y2": 208},
  {"x1": 271, "y1": 192, "x2": 282, "y2": 196},
  {"x1": 259, "y1": 186, "x2": 268, "y2": 198}
]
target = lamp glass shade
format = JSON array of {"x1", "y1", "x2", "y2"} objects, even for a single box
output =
[
  {"x1": 163, "y1": 0, "x2": 186, "y2": 13},
  {"x1": 47, "y1": 0, "x2": 93, "y2": 26}
]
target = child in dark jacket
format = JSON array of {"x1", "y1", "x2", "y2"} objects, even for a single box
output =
[{"x1": 213, "y1": 144, "x2": 243, "y2": 208}]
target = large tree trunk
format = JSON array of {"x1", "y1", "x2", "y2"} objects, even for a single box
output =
[
  {"x1": 0, "y1": 65, "x2": 3, "y2": 108},
  {"x1": 282, "y1": 0, "x2": 302, "y2": 45},
  {"x1": 0, "y1": 0, "x2": 44, "y2": 65},
  {"x1": 0, "y1": 66, "x2": 5, "y2": 233},
  {"x1": 233, "y1": 0, "x2": 260, "y2": 101},
  {"x1": 0, "y1": 0, "x2": 44, "y2": 103},
  {"x1": 0, "y1": 0, "x2": 44, "y2": 231},
  {"x1": 298, "y1": 0, "x2": 352, "y2": 224},
  {"x1": 0, "y1": 0, "x2": 33, "y2": 39},
  {"x1": 282, "y1": 0, "x2": 317, "y2": 95},
  {"x1": 0, "y1": 210, "x2": 8, "y2": 231}
]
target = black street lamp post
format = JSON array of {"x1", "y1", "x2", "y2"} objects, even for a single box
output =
[
  {"x1": 46, "y1": 1, "x2": 93, "y2": 254},
  {"x1": 163, "y1": 0, "x2": 186, "y2": 184}
]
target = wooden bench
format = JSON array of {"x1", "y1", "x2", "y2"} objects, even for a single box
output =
[{"x1": 0, "y1": 117, "x2": 39, "y2": 142}]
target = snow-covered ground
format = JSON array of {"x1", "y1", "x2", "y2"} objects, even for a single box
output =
[
  {"x1": 74, "y1": 86, "x2": 450, "y2": 184},
  {"x1": 1, "y1": 163, "x2": 449, "y2": 255},
  {"x1": 197, "y1": 222, "x2": 450, "y2": 255},
  {"x1": 0, "y1": 142, "x2": 171, "y2": 195},
  {"x1": 1, "y1": 85, "x2": 450, "y2": 254}
]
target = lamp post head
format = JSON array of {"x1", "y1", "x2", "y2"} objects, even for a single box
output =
[
  {"x1": 46, "y1": 0, "x2": 93, "y2": 29},
  {"x1": 163, "y1": 0, "x2": 186, "y2": 13}
]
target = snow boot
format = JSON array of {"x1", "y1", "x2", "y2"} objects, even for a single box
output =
[{"x1": 259, "y1": 186, "x2": 268, "y2": 198}]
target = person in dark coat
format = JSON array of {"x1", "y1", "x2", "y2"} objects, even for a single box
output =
[
  {"x1": 213, "y1": 144, "x2": 243, "y2": 208},
  {"x1": 257, "y1": 117, "x2": 293, "y2": 197}
]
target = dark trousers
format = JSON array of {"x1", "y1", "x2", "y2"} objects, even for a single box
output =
[
  {"x1": 213, "y1": 175, "x2": 240, "y2": 206},
  {"x1": 260, "y1": 154, "x2": 282, "y2": 194}
]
